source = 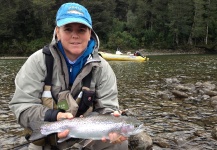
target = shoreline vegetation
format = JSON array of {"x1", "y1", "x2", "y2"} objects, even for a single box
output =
[{"x1": 1, "y1": 1, "x2": 217, "y2": 57}]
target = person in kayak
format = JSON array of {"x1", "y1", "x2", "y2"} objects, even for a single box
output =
[
  {"x1": 134, "y1": 51, "x2": 144, "y2": 57},
  {"x1": 9, "y1": 2, "x2": 128, "y2": 150}
]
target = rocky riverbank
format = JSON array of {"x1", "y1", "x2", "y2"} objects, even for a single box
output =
[{"x1": 127, "y1": 80, "x2": 217, "y2": 149}]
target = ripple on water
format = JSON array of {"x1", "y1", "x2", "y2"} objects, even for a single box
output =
[{"x1": 1, "y1": 56, "x2": 217, "y2": 149}]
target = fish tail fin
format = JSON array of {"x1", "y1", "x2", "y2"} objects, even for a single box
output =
[{"x1": 27, "y1": 121, "x2": 46, "y2": 142}]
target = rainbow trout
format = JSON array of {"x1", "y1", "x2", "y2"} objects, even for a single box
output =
[{"x1": 29, "y1": 114, "x2": 144, "y2": 143}]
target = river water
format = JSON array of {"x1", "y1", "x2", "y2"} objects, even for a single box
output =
[{"x1": 0, "y1": 54, "x2": 217, "y2": 149}]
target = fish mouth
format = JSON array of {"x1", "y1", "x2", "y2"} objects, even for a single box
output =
[{"x1": 131, "y1": 124, "x2": 145, "y2": 135}]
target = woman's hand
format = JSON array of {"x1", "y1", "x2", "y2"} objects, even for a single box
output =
[
  {"x1": 101, "y1": 111, "x2": 128, "y2": 144},
  {"x1": 56, "y1": 112, "x2": 73, "y2": 139}
]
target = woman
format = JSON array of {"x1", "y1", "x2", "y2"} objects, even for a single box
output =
[{"x1": 9, "y1": 2, "x2": 128, "y2": 150}]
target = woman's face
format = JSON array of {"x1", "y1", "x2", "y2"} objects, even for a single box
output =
[{"x1": 56, "y1": 23, "x2": 91, "y2": 61}]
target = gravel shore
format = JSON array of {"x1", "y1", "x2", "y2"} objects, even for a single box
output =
[{"x1": 0, "y1": 57, "x2": 28, "y2": 59}]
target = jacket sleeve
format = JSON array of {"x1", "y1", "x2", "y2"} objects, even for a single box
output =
[
  {"x1": 94, "y1": 58, "x2": 119, "y2": 114},
  {"x1": 9, "y1": 50, "x2": 52, "y2": 128}
]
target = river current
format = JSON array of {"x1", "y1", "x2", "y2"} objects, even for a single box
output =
[{"x1": 0, "y1": 54, "x2": 217, "y2": 149}]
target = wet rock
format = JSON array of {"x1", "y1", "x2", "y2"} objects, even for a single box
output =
[
  {"x1": 153, "y1": 138, "x2": 170, "y2": 148},
  {"x1": 195, "y1": 82, "x2": 203, "y2": 88},
  {"x1": 210, "y1": 96, "x2": 217, "y2": 108},
  {"x1": 202, "y1": 81, "x2": 216, "y2": 90},
  {"x1": 204, "y1": 90, "x2": 217, "y2": 96},
  {"x1": 165, "y1": 78, "x2": 180, "y2": 84},
  {"x1": 211, "y1": 126, "x2": 217, "y2": 140},
  {"x1": 152, "y1": 145, "x2": 163, "y2": 150},
  {"x1": 198, "y1": 89, "x2": 205, "y2": 95},
  {"x1": 175, "y1": 85, "x2": 192, "y2": 92},
  {"x1": 161, "y1": 94, "x2": 170, "y2": 100},
  {"x1": 157, "y1": 91, "x2": 170, "y2": 100},
  {"x1": 201, "y1": 95, "x2": 210, "y2": 100},
  {"x1": 194, "y1": 130, "x2": 206, "y2": 137},
  {"x1": 159, "y1": 101, "x2": 179, "y2": 108},
  {"x1": 174, "y1": 112, "x2": 188, "y2": 121},
  {"x1": 129, "y1": 132, "x2": 153, "y2": 150},
  {"x1": 186, "y1": 96, "x2": 196, "y2": 101},
  {"x1": 172, "y1": 90, "x2": 188, "y2": 98}
]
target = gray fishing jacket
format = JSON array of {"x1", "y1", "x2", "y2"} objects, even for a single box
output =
[{"x1": 9, "y1": 30, "x2": 119, "y2": 129}]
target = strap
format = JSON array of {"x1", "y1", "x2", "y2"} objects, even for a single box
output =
[
  {"x1": 82, "y1": 70, "x2": 92, "y2": 88},
  {"x1": 76, "y1": 70, "x2": 94, "y2": 117},
  {"x1": 42, "y1": 45, "x2": 54, "y2": 86}
]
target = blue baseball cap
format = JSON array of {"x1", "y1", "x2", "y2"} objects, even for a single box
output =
[{"x1": 56, "y1": 3, "x2": 92, "y2": 29}]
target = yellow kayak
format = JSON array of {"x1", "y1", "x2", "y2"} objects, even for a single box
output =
[{"x1": 98, "y1": 52, "x2": 149, "y2": 62}]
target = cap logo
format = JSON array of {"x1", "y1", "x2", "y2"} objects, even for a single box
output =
[
  {"x1": 67, "y1": 10, "x2": 83, "y2": 15},
  {"x1": 67, "y1": 6, "x2": 84, "y2": 16}
]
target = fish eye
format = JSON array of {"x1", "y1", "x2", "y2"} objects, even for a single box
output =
[{"x1": 134, "y1": 124, "x2": 139, "y2": 128}]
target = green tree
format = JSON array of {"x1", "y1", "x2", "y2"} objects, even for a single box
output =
[
  {"x1": 32, "y1": 0, "x2": 56, "y2": 38},
  {"x1": 0, "y1": 0, "x2": 18, "y2": 55},
  {"x1": 189, "y1": 0, "x2": 209, "y2": 45},
  {"x1": 114, "y1": 0, "x2": 129, "y2": 21},
  {"x1": 82, "y1": 0, "x2": 116, "y2": 42},
  {"x1": 168, "y1": 0, "x2": 194, "y2": 46},
  {"x1": 107, "y1": 31, "x2": 139, "y2": 50},
  {"x1": 206, "y1": 0, "x2": 217, "y2": 43}
]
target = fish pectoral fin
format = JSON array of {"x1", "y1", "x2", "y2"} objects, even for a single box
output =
[{"x1": 57, "y1": 135, "x2": 72, "y2": 143}]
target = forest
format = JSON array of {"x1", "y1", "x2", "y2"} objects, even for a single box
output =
[{"x1": 0, "y1": 0, "x2": 217, "y2": 56}]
